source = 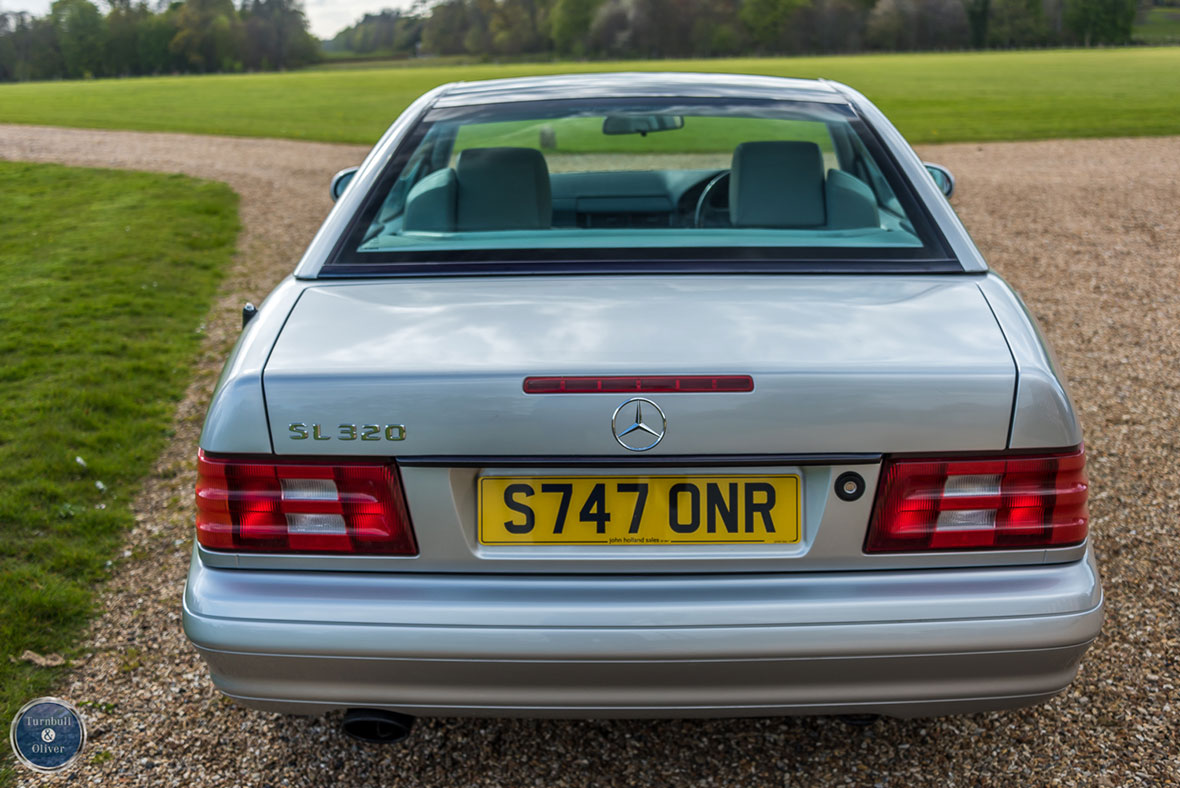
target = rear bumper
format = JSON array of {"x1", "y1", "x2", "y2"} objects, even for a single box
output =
[{"x1": 183, "y1": 546, "x2": 1103, "y2": 718}]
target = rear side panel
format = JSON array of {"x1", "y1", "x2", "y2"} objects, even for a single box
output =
[
  {"x1": 977, "y1": 273, "x2": 1083, "y2": 449},
  {"x1": 200, "y1": 276, "x2": 309, "y2": 454}
]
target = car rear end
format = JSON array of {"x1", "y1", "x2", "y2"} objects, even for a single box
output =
[{"x1": 182, "y1": 74, "x2": 1102, "y2": 720}]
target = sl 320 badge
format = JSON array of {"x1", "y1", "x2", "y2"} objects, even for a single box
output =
[{"x1": 288, "y1": 423, "x2": 406, "y2": 441}]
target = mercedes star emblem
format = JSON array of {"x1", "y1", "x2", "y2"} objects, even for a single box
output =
[{"x1": 611, "y1": 397, "x2": 667, "y2": 452}]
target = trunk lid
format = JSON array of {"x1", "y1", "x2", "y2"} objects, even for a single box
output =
[{"x1": 263, "y1": 275, "x2": 1015, "y2": 457}]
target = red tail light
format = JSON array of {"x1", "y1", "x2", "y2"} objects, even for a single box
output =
[
  {"x1": 196, "y1": 451, "x2": 417, "y2": 555},
  {"x1": 866, "y1": 446, "x2": 1088, "y2": 552}
]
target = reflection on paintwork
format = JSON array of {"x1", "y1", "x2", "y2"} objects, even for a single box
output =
[
  {"x1": 267, "y1": 277, "x2": 1003, "y2": 373},
  {"x1": 262, "y1": 275, "x2": 1016, "y2": 457}
]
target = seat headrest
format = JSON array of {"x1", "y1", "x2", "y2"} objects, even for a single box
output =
[
  {"x1": 456, "y1": 147, "x2": 552, "y2": 231},
  {"x1": 729, "y1": 141, "x2": 825, "y2": 228},
  {"x1": 403, "y1": 168, "x2": 457, "y2": 233}
]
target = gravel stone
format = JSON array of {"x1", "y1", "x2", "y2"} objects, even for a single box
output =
[{"x1": 1, "y1": 125, "x2": 1177, "y2": 786}]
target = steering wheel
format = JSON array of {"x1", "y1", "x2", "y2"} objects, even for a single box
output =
[{"x1": 694, "y1": 171, "x2": 730, "y2": 228}]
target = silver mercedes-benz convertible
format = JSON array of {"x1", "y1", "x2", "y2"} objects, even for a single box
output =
[{"x1": 183, "y1": 73, "x2": 1102, "y2": 741}]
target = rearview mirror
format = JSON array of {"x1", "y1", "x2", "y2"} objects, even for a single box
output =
[
  {"x1": 330, "y1": 166, "x2": 359, "y2": 202},
  {"x1": 923, "y1": 162, "x2": 955, "y2": 198},
  {"x1": 602, "y1": 115, "x2": 685, "y2": 136}
]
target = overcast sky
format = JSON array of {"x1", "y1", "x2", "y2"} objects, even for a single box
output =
[{"x1": 0, "y1": 0, "x2": 409, "y2": 40}]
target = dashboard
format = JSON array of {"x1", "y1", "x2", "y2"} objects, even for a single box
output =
[{"x1": 550, "y1": 169, "x2": 727, "y2": 229}]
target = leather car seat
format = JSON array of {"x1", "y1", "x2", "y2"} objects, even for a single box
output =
[
  {"x1": 403, "y1": 146, "x2": 553, "y2": 233},
  {"x1": 729, "y1": 141, "x2": 879, "y2": 230}
]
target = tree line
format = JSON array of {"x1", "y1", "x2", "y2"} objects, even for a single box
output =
[
  {"x1": 0, "y1": 0, "x2": 1143, "y2": 82},
  {"x1": 0, "y1": 0, "x2": 319, "y2": 81},
  {"x1": 326, "y1": 0, "x2": 1138, "y2": 59}
]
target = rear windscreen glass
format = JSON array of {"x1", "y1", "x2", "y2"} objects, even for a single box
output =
[{"x1": 326, "y1": 97, "x2": 955, "y2": 274}]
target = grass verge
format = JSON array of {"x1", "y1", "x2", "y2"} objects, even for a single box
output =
[
  {"x1": 0, "y1": 48, "x2": 1178, "y2": 145},
  {"x1": 0, "y1": 162, "x2": 238, "y2": 782}
]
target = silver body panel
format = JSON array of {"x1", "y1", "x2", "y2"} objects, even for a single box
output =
[
  {"x1": 184, "y1": 545, "x2": 1102, "y2": 717},
  {"x1": 976, "y1": 274, "x2": 1084, "y2": 448},
  {"x1": 187, "y1": 73, "x2": 1098, "y2": 719},
  {"x1": 200, "y1": 276, "x2": 305, "y2": 454},
  {"x1": 263, "y1": 275, "x2": 1015, "y2": 457}
]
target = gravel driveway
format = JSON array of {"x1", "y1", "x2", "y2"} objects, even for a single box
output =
[{"x1": 2, "y1": 126, "x2": 1177, "y2": 787}]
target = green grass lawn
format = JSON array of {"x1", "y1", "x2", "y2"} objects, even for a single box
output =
[
  {"x1": 0, "y1": 48, "x2": 1178, "y2": 145},
  {"x1": 0, "y1": 163, "x2": 237, "y2": 781}
]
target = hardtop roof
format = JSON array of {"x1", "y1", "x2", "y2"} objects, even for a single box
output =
[{"x1": 431, "y1": 72, "x2": 850, "y2": 108}]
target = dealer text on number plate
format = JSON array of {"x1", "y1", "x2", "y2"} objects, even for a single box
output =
[{"x1": 478, "y1": 475, "x2": 801, "y2": 545}]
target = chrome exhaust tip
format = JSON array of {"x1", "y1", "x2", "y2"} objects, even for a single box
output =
[{"x1": 340, "y1": 708, "x2": 415, "y2": 744}]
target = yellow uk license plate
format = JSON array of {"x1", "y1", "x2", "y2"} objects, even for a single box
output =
[{"x1": 478, "y1": 475, "x2": 801, "y2": 546}]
